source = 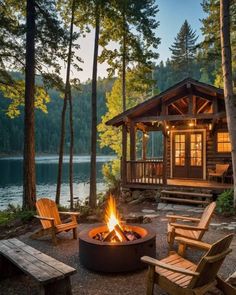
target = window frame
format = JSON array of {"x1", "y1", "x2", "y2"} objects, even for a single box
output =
[{"x1": 216, "y1": 131, "x2": 231, "y2": 154}]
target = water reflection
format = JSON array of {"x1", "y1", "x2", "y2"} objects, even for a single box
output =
[{"x1": 0, "y1": 155, "x2": 114, "y2": 209}]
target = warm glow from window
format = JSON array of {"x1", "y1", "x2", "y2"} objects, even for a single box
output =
[{"x1": 217, "y1": 132, "x2": 231, "y2": 153}]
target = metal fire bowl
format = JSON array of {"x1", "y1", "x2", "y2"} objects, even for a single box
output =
[{"x1": 79, "y1": 224, "x2": 156, "y2": 273}]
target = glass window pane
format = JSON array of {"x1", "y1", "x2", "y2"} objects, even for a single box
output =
[{"x1": 217, "y1": 132, "x2": 231, "y2": 152}]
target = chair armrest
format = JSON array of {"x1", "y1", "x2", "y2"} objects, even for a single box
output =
[
  {"x1": 34, "y1": 215, "x2": 54, "y2": 221},
  {"x1": 141, "y1": 256, "x2": 199, "y2": 276},
  {"x1": 170, "y1": 223, "x2": 207, "y2": 231},
  {"x1": 58, "y1": 211, "x2": 80, "y2": 216},
  {"x1": 167, "y1": 215, "x2": 200, "y2": 222},
  {"x1": 175, "y1": 237, "x2": 211, "y2": 251}
]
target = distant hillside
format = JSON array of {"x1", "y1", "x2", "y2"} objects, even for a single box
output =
[{"x1": 0, "y1": 77, "x2": 114, "y2": 155}]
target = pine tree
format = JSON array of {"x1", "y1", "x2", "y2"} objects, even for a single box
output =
[
  {"x1": 220, "y1": 0, "x2": 236, "y2": 207},
  {"x1": 200, "y1": 0, "x2": 236, "y2": 88},
  {"x1": 169, "y1": 20, "x2": 198, "y2": 79}
]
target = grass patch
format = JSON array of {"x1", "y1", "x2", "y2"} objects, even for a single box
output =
[{"x1": 0, "y1": 204, "x2": 35, "y2": 226}]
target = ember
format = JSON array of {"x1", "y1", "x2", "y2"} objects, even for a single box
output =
[
  {"x1": 92, "y1": 195, "x2": 142, "y2": 243},
  {"x1": 93, "y1": 228, "x2": 141, "y2": 242}
]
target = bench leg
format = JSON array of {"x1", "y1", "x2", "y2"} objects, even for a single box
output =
[
  {"x1": 0, "y1": 255, "x2": 22, "y2": 279},
  {"x1": 73, "y1": 227, "x2": 77, "y2": 240},
  {"x1": 41, "y1": 276, "x2": 72, "y2": 295}
]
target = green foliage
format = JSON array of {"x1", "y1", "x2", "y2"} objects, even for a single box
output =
[
  {"x1": 102, "y1": 158, "x2": 121, "y2": 194},
  {"x1": 0, "y1": 77, "x2": 113, "y2": 154},
  {"x1": 200, "y1": 0, "x2": 236, "y2": 88},
  {"x1": 0, "y1": 204, "x2": 35, "y2": 225},
  {"x1": 99, "y1": 0, "x2": 160, "y2": 77},
  {"x1": 216, "y1": 190, "x2": 235, "y2": 216},
  {"x1": 98, "y1": 67, "x2": 153, "y2": 157}
]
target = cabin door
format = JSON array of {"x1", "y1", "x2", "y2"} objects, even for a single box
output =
[{"x1": 172, "y1": 131, "x2": 204, "y2": 179}]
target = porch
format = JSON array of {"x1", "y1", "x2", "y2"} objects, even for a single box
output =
[{"x1": 124, "y1": 159, "x2": 233, "y2": 192}]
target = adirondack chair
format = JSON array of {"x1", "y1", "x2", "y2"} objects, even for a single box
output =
[
  {"x1": 208, "y1": 164, "x2": 230, "y2": 183},
  {"x1": 167, "y1": 202, "x2": 216, "y2": 251},
  {"x1": 31, "y1": 198, "x2": 79, "y2": 245},
  {"x1": 141, "y1": 234, "x2": 234, "y2": 295}
]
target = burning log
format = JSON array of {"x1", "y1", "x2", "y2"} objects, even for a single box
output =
[
  {"x1": 114, "y1": 224, "x2": 129, "y2": 242},
  {"x1": 104, "y1": 229, "x2": 116, "y2": 242}
]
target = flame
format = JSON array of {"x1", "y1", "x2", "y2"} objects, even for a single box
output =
[{"x1": 105, "y1": 195, "x2": 121, "y2": 232}]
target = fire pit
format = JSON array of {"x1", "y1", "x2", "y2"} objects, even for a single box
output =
[{"x1": 79, "y1": 196, "x2": 156, "y2": 272}]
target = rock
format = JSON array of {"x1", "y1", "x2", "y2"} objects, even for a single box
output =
[
  {"x1": 143, "y1": 217, "x2": 152, "y2": 224},
  {"x1": 142, "y1": 209, "x2": 156, "y2": 214},
  {"x1": 126, "y1": 214, "x2": 143, "y2": 224},
  {"x1": 157, "y1": 203, "x2": 167, "y2": 210},
  {"x1": 142, "y1": 190, "x2": 157, "y2": 201},
  {"x1": 226, "y1": 271, "x2": 236, "y2": 287},
  {"x1": 128, "y1": 197, "x2": 144, "y2": 205},
  {"x1": 86, "y1": 215, "x2": 100, "y2": 223},
  {"x1": 132, "y1": 190, "x2": 142, "y2": 200},
  {"x1": 144, "y1": 214, "x2": 159, "y2": 219}
]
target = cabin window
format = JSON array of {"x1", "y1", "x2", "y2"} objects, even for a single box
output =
[
  {"x1": 217, "y1": 132, "x2": 231, "y2": 153},
  {"x1": 190, "y1": 133, "x2": 202, "y2": 166},
  {"x1": 174, "y1": 134, "x2": 185, "y2": 166}
]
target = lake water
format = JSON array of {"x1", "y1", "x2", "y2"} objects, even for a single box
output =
[{"x1": 0, "y1": 155, "x2": 115, "y2": 210}]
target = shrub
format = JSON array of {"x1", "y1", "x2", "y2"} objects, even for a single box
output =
[
  {"x1": 216, "y1": 189, "x2": 235, "y2": 216},
  {"x1": 102, "y1": 159, "x2": 121, "y2": 196}
]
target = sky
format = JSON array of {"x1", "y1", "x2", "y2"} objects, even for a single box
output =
[{"x1": 68, "y1": 0, "x2": 206, "y2": 83}]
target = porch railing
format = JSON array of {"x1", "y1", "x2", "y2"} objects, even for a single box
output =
[{"x1": 125, "y1": 159, "x2": 163, "y2": 185}]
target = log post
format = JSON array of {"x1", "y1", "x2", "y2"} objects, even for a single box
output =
[
  {"x1": 122, "y1": 124, "x2": 127, "y2": 185},
  {"x1": 163, "y1": 133, "x2": 167, "y2": 185},
  {"x1": 142, "y1": 132, "x2": 147, "y2": 160},
  {"x1": 130, "y1": 121, "x2": 136, "y2": 181}
]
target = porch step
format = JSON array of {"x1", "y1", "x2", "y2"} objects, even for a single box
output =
[
  {"x1": 160, "y1": 190, "x2": 213, "y2": 206},
  {"x1": 160, "y1": 197, "x2": 210, "y2": 205}
]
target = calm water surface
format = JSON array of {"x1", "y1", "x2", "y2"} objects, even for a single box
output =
[{"x1": 0, "y1": 155, "x2": 115, "y2": 210}]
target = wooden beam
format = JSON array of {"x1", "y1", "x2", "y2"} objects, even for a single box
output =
[
  {"x1": 188, "y1": 95, "x2": 193, "y2": 115},
  {"x1": 163, "y1": 135, "x2": 167, "y2": 184},
  {"x1": 171, "y1": 102, "x2": 184, "y2": 115},
  {"x1": 197, "y1": 100, "x2": 210, "y2": 114},
  {"x1": 133, "y1": 112, "x2": 226, "y2": 123},
  {"x1": 136, "y1": 122, "x2": 146, "y2": 132},
  {"x1": 142, "y1": 132, "x2": 147, "y2": 160}
]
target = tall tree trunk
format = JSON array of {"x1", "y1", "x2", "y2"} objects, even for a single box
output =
[
  {"x1": 56, "y1": 0, "x2": 75, "y2": 205},
  {"x1": 220, "y1": 0, "x2": 236, "y2": 207},
  {"x1": 68, "y1": 0, "x2": 76, "y2": 210},
  {"x1": 69, "y1": 86, "x2": 74, "y2": 210},
  {"x1": 89, "y1": 5, "x2": 100, "y2": 208},
  {"x1": 23, "y1": 0, "x2": 36, "y2": 210},
  {"x1": 121, "y1": 3, "x2": 127, "y2": 186}
]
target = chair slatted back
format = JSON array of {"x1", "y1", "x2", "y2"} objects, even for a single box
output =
[
  {"x1": 36, "y1": 198, "x2": 62, "y2": 229},
  {"x1": 215, "y1": 164, "x2": 229, "y2": 174},
  {"x1": 189, "y1": 234, "x2": 233, "y2": 289},
  {"x1": 197, "y1": 202, "x2": 216, "y2": 239}
]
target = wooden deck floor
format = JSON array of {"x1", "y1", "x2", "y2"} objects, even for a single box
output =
[{"x1": 124, "y1": 178, "x2": 233, "y2": 192}]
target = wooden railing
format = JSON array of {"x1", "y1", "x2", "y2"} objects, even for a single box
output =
[{"x1": 125, "y1": 159, "x2": 163, "y2": 185}]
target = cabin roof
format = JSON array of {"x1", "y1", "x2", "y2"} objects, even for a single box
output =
[{"x1": 106, "y1": 77, "x2": 224, "y2": 127}]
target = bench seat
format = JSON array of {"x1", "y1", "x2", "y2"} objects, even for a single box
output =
[{"x1": 0, "y1": 238, "x2": 76, "y2": 294}]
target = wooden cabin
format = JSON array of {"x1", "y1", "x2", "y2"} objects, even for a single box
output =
[{"x1": 106, "y1": 78, "x2": 233, "y2": 191}]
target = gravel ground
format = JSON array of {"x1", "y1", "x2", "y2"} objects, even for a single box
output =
[{"x1": 0, "y1": 207, "x2": 236, "y2": 295}]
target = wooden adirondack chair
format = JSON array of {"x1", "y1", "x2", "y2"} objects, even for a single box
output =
[
  {"x1": 141, "y1": 234, "x2": 234, "y2": 295},
  {"x1": 167, "y1": 202, "x2": 216, "y2": 251},
  {"x1": 31, "y1": 198, "x2": 79, "y2": 245},
  {"x1": 208, "y1": 164, "x2": 230, "y2": 183}
]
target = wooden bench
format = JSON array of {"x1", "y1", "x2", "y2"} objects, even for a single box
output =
[
  {"x1": 0, "y1": 238, "x2": 76, "y2": 295},
  {"x1": 160, "y1": 190, "x2": 213, "y2": 206}
]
